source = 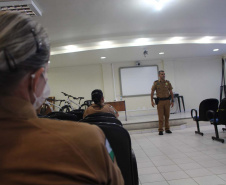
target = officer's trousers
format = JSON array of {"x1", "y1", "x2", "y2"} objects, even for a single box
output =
[{"x1": 157, "y1": 100, "x2": 170, "y2": 131}]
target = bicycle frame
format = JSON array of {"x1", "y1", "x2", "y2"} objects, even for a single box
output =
[
  {"x1": 45, "y1": 100, "x2": 62, "y2": 111},
  {"x1": 64, "y1": 97, "x2": 81, "y2": 110}
]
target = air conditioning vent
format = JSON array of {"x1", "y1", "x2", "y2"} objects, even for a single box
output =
[{"x1": 0, "y1": 0, "x2": 42, "y2": 16}]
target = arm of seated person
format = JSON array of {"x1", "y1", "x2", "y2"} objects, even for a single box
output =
[{"x1": 109, "y1": 105, "x2": 119, "y2": 118}]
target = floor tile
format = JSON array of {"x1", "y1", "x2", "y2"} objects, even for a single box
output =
[
  {"x1": 157, "y1": 165, "x2": 181, "y2": 173},
  {"x1": 140, "y1": 173, "x2": 165, "y2": 184},
  {"x1": 142, "y1": 181, "x2": 169, "y2": 185},
  {"x1": 168, "y1": 178, "x2": 198, "y2": 185},
  {"x1": 218, "y1": 174, "x2": 226, "y2": 181},
  {"x1": 172, "y1": 157, "x2": 195, "y2": 165},
  {"x1": 152, "y1": 159, "x2": 175, "y2": 167},
  {"x1": 138, "y1": 161, "x2": 155, "y2": 168},
  {"x1": 178, "y1": 162, "x2": 203, "y2": 170},
  {"x1": 185, "y1": 168, "x2": 213, "y2": 178},
  {"x1": 161, "y1": 171, "x2": 189, "y2": 181},
  {"x1": 138, "y1": 167, "x2": 159, "y2": 175},
  {"x1": 207, "y1": 166, "x2": 226, "y2": 175},
  {"x1": 193, "y1": 175, "x2": 226, "y2": 185}
]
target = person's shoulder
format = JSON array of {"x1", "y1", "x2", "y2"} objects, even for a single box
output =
[
  {"x1": 104, "y1": 103, "x2": 112, "y2": 108},
  {"x1": 166, "y1": 80, "x2": 172, "y2": 84},
  {"x1": 34, "y1": 118, "x2": 104, "y2": 139},
  {"x1": 152, "y1": 80, "x2": 159, "y2": 85}
]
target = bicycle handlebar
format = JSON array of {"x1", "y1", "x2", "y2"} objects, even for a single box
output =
[
  {"x1": 55, "y1": 99, "x2": 65, "y2": 102},
  {"x1": 61, "y1": 92, "x2": 84, "y2": 100}
]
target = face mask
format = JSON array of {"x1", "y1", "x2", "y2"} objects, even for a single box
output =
[{"x1": 31, "y1": 73, "x2": 51, "y2": 110}]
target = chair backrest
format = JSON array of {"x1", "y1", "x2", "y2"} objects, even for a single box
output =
[
  {"x1": 83, "y1": 100, "x2": 93, "y2": 107},
  {"x1": 89, "y1": 123, "x2": 138, "y2": 185},
  {"x1": 80, "y1": 116, "x2": 123, "y2": 126},
  {"x1": 42, "y1": 111, "x2": 78, "y2": 121},
  {"x1": 69, "y1": 109, "x2": 85, "y2": 121},
  {"x1": 218, "y1": 98, "x2": 226, "y2": 125},
  {"x1": 84, "y1": 112, "x2": 116, "y2": 119},
  {"x1": 199, "y1": 98, "x2": 219, "y2": 121}
]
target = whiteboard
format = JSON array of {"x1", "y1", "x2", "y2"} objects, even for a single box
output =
[{"x1": 120, "y1": 65, "x2": 158, "y2": 97}]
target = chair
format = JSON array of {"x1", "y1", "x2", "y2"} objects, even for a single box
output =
[
  {"x1": 69, "y1": 109, "x2": 85, "y2": 121},
  {"x1": 40, "y1": 111, "x2": 78, "y2": 121},
  {"x1": 85, "y1": 122, "x2": 138, "y2": 185},
  {"x1": 84, "y1": 112, "x2": 116, "y2": 119},
  {"x1": 81, "y1": 117, "x2": 123, "y2": 126},
  {"x1": 81, "y1": 112, "x2": 123, "y2": 126},
  {"x1": 208, "y1": 98, "x2": 226, "y2": 143},
  {"x1": 191, "y1": 98, "x2": 219, "y2": 136}
]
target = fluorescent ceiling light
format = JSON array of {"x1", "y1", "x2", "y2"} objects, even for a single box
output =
[
  {"x1": 0, "y1": 0, "x2": 42, "y2": 16},
  {"x1": 142, "y1": 0, "x2": 171, "y2": 11},
  {"x1": 101, "y1": 57, "x2": 106, "y2": 59},
  {"x1": 169, "y1": 37, "x2": 184, "y2": 43},
  {"x1": 197, "y1": 36, "x2": 214, "y2": 43},
  {"x1": 159, "y1": 52, "x2": 164, "y2": 55},
  {"x1": 98, "y1": 41, "x2": 113, "y2": 47},
  {"x1": 213, "y1": 49, "x2": 219, "y2": 51},
  {"x1": 134, "y1": 38, "x2": 150, "y2": 45},
  {"x1": 63, "y1": 45, "x2": 78, "y2": 52}
]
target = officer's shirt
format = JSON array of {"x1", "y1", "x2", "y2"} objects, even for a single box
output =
[{"x1": 151, "y1": 80, "x2": 173, "y2": 98}]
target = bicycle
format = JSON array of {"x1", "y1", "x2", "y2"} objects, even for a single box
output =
[
  {"x1": 40, "y1": 98, "x2": 65, "y2": 115},
  {"x1": 60, "y1": 92, "x2": 85, "y2": 112}
]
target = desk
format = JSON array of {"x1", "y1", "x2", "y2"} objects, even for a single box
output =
[{"x1": 105, "y1": 101, "x2": 127, "y2": 121}]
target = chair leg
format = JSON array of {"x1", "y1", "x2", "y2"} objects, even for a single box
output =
[
  {"x1": 195, "y1": 120, "x2": 204, "y2": 136},
  {"x1": 212, "y1": 124, "x2": 224, "y2": 143}
]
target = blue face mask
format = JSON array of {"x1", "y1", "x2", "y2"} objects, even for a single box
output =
[{"x1": 31, "y1": 73, "x2": 50, "y2": 110}]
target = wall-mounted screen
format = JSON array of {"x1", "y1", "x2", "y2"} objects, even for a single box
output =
[{"x1": 120, "y1": 65, "x2": 158, "y2": 97}]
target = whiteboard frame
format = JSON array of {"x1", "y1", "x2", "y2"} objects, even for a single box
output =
[{"x1": 119, "y1": 65, "x2": 159, "y2": 97}]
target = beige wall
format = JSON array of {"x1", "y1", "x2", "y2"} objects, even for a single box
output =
[
  {"x1": 48, "y1": 55, "x2": 222, "y2": 116},
  {"x1": 48, "y1": 64, "x2": 103, "y2": 105}
]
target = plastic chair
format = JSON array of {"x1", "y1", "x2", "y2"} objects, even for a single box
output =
[
  {"x1": 208, "y1": 98, "x2": 226, "y2": 143},
  {"x1": 191, "y1": 98, "x2": 219, "y2": 136}
]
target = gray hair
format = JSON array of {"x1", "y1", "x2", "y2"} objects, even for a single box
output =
[{"x1": 0, "y1": 11, "x2": 50, "y2": 95}]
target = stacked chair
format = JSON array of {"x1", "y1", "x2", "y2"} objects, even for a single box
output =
[
  {"x1": 207, "y1": 98, "x2": 226, "y2": 143},
  {"x1": 80, "y1": 113, "x2": 139, "y2": 185},
  {"x1": 191, "y1": 98, "x2": 219, "y2": 136}
]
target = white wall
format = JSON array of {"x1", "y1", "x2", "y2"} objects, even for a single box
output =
[
  {"x1": 165, "y1": 56, "x2": 221, "y2": 110},
  {"x1": 48, "y1": 64, "x2": 103, "y2": 103},
  {"x1": 48, "y1": 55, "x2": 222, "y2": 116}
]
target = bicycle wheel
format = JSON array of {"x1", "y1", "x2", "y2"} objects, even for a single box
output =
[{"x1": 60, "y1": 105, "x2": 71, "y2": 113}]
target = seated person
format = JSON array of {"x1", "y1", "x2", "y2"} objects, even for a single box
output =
[
  {"x1": 83, "y1": 89, "x2": 119, "y2": 118},
  {"x1": 0, "y1": 12, "x2": 124, "y2": 185}
]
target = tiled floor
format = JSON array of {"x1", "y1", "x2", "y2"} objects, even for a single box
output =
[{"x1": 130, "y1": 124, "x2": 226, "y2": 185}]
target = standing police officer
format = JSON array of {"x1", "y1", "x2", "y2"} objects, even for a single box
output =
[{"x1": 151, "y1": 70, "x2": 174, "y2": 135}]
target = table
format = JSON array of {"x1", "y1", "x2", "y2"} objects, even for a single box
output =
[{"x1": 105, "y1": 101, "x2": 127, "y2": 121}]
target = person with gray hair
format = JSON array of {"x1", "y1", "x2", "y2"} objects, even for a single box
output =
[{"x1": 0, "y1": 12, "x2": 124, "y2": 185}]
